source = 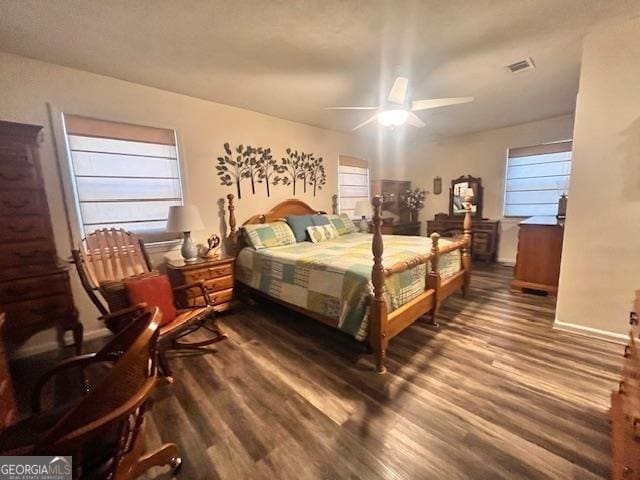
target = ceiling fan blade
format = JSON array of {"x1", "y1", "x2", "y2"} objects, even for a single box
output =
[
  {"x1": 352, "y1": 114, "x2": 378, "y2": 131},
  {"x1": 411, "y1": 97, "x2": 474, "y2": 111},
  {"x1": 387, "y1": 77, "x2": 409, "y2": 105},
  {"x1": 324, "y1": 106, "x2": 378, "y2": 110},
  {"x1": 406, "y1": 112, "x2": 426, "y2": 128}
]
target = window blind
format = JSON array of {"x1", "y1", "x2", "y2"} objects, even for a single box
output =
[
  {"x1": 63, "y1": 114, "x2": 183, "y2": 242},
  {"x1": 504, "y1": 141, "x2": 572, "y2": 217},
  {"x1": 338, "y1": 156, "x2": 369, "y2": 218}
]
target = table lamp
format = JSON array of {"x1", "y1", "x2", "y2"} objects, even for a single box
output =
[
  {"x1": 353, "y1": 200, "x2": 372, "y2": 233},
  {"x1": 167, "y1": 205, "x2": 205, "y2": 263}
]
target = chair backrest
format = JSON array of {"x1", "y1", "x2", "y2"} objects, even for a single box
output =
[
  {"x1": 34, "y1": 307, "x2": 161, "y2": 458},
  {"x1": 72, "y1": 228, "x2": 153, "y2": 314}
]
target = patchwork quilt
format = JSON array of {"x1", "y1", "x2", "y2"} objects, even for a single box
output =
[{"x1": 236, "y1": 233, "x2": 461, "y2": 341}]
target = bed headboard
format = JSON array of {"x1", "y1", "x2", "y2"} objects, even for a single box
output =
[{"x1": 226, "y1": 194, "x2": 338, "y2": 255}]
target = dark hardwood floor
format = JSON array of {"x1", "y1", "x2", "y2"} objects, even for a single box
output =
[{"x1": 13, "y1": 265, "x2": 624, "y2": 479}]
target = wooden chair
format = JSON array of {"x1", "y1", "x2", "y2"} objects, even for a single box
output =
[
  {"x1": 72, "y1": 228, "x2": 226, "y2": 377},
  {"x1": 0, "y1": 307, "x2": 182, "y2": 479}
]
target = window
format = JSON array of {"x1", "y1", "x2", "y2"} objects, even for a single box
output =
[
  {"x1": 504, "y1": 141, "x2": 572, "y2": 217},
  {"x1": 62, "y1": 114, "x2": 183, "y2": 242},
  {"x1": 338, "y1": 156, "x2": 369, "y2": 218}
]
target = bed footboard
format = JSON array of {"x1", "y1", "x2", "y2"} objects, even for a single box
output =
[{"x1": 369, "y1": 195, "x2": 472, "y2": 373}]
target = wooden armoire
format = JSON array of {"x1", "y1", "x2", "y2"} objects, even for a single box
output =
[{"x1": 0, "y1": 120, "x2": 82, "y2": 353}]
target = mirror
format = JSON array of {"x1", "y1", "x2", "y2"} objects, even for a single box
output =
[{"x1": 449, "y1": 175, "x2": 483, "y2": 218}]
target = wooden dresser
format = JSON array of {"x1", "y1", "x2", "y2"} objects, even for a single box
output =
[
  {"x1": 510, "y1": 216, "x2": 563, "y2": 295},
  {"x1": 368, "y1": 222, "x2": 421, "y2": 236},
  {"x1": 426, "y1": 215, "x2": 500, "y2": 263},
  {"x1": 0, "y1": 120, "x2": 81, "y2": 352},
  {"x1": 167, "y1": 255, "x2": 235, "y2": 312},
  {"x1": 611, "y1": 291, "x2": 640, "y2": 479}
]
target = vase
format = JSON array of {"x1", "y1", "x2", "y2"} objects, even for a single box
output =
[{"x1": 410, "y1": 210, "x2": 418, "y2": 223}]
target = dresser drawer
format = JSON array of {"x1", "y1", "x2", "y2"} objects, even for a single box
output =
[
  {"x1": 185, "y1": 288, "x2": 234, "y2": 309},
  {"x1": 0, "y1": 164, "x2": 39, "y2": 190},
  {"x1": 0, "y1": 240, "x2": 56, "y2": 268},
  {"x1": 184, "y1": 275, "x2": 233, "y2": 298},
  {"x1": 0, "y1": 272, "x2": 69, "y2": 303},
  {"x1": 2, "y1": 293, "x2": 75, "y2": 331},
  {"x1": 0, "y1": 190, "x2": 43, "y2": 216},
  {"x1": 0, "y1": 216, "x2": 49, "y2": 243},
  {"x1": 204, "y1": 275, "x2": 234, "y2": 294},
  {"x1": 0, "y1": 145, "x2": 33, "y2": 167},
  {"x1": 209, "y1": 288, "x2": 233, "y2": 306},
  {"x1": 183, "y1": 263, "x2": 234, "y2": 283}
]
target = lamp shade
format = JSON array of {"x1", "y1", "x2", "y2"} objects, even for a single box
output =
[
  {"x1": 353, "y1": 200, "x2": 372, "y2": 218},
  {"x1": 465, "y1": 187, "x2": 475, "y2": 198},
  {"x1": 166, "y1": 205, "x2": 204, "y2": 232}
]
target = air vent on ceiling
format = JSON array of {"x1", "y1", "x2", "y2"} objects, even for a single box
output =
[{"x1": 506, "y1": 57, "x2": 536, "y2": 73}]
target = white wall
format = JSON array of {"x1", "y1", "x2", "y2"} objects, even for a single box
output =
[
  {"x1": 375, "y1": 114, "x2": 575, "y2": 263},
  {"x1": 556, "y1": 16, "x2": 640, "y2": 338},
  {"x1": 0, "y1": 52, "x2": 371, "y2": 355}
]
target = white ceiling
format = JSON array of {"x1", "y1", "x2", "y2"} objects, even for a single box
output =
[{"x1": 0, "y1": 0, "x2": 638, "y2": 138}]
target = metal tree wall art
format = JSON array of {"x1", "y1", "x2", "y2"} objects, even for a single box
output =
[
  {"x1": 216, "y1": 143, "x2": 328, "y2": 198},
  {"x1": 306, "y1": 155, "x2": 326, "y2": 196},
  {"x1": 216, "y1": 143, "x2": 248, "y2": 199},
  {"x1": 299, "y1": 152, "x2": 312, "y2": 193},
  {"x1": 243, "y1": 145, "x2": 262, "y2": 195},
  {"x1": 257, "y1": 147, "x2": 279, "y2": 197},
  {"x1": 276, "y1": 148, "x2": 306, "y2": 195}
]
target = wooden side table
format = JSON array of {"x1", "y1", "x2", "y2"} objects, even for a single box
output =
[{"x1": 167, "y1": 255, "x2": 235, "y2": 312}]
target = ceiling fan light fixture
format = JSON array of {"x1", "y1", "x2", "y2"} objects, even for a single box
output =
[{"x1": 377, "y1": 109, "x2": 409, "y2": 127}]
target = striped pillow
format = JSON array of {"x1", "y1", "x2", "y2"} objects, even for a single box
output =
[
  {"x1": 243, "y1": 221, "x2": 297, "y2": 250},
  {"x1": 306, "y1": 224, "x2": 339, "y2": 243}
]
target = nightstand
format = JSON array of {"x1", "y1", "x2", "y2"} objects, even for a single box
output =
[{"x1": 167, "y1": 255, "x2": 235, "y2": 312}]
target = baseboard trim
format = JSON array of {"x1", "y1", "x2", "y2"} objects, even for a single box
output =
[
  {"x1": 553, "y1": 321, "x2": 627, "y2": 344},
  {"x1": 13, "y1": 327, "x2": 112, "y2": 359}
]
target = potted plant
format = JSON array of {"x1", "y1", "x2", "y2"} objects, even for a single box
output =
[{"x1": 402, "y1": 188, "x2": 427, "y2": 223}]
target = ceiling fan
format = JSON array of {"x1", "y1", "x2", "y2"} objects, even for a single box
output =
[{"x1": 325, "y1": 76, "x2": 473, "y2": 131}]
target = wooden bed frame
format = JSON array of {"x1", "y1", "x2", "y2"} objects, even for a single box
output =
[{"x1": 226, "y1": 193, "x2": 472, "y2": 373}]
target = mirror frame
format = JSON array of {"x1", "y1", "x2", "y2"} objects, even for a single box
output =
[{"x1": 449, "y1": 174, "x2": 483, "y2": 219}]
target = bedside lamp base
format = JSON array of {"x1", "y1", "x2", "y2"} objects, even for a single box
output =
[
  {"x1": 181, "y1": 231, "x2": 198, "y2": 264},
  {"x1": 358, "y1": 217, "x2": 369, "y2": 233}
]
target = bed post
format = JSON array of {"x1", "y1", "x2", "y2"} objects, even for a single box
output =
[
  {"x1": 461, "y1": 195, "x2": 473, "y2": 297},
  {"x1": 227, "y1": 193, "x2": 237, "y2": 256},
  {"x1": 370, "y1": 195, "x2": 388, "y2": 374},
  {"x1": 426, "y1": 233, "x2": 441, "y2": 326},
  {"x1": 331, "y1": 194, "x2": 338, "y2": 215}
]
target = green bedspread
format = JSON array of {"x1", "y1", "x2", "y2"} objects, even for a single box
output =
[{"x1": 236, "y1": 233, "x2": 461, "y2": 341}]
